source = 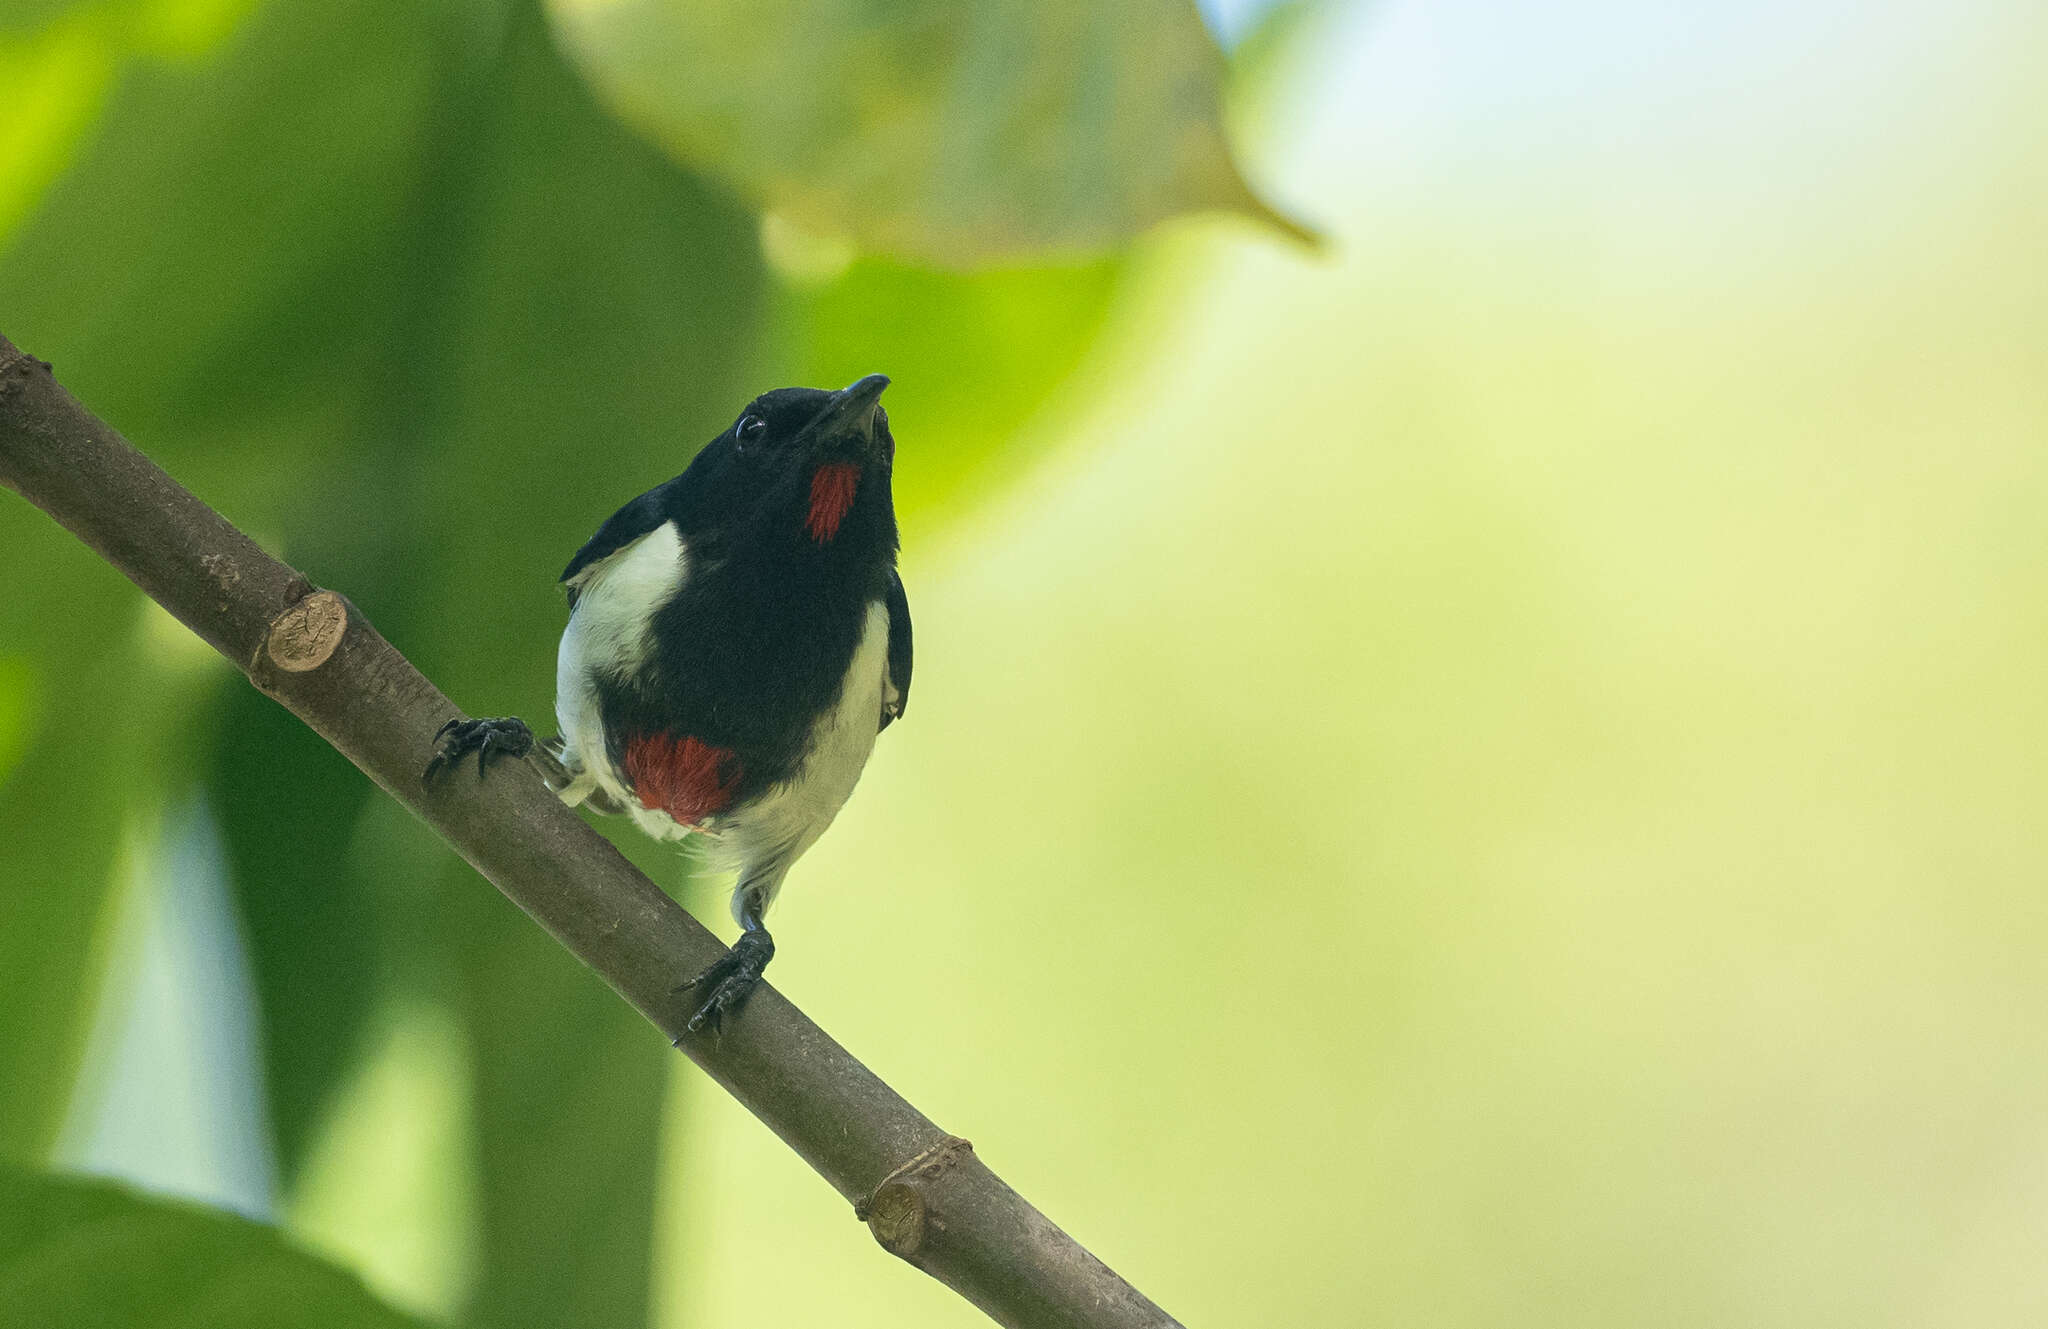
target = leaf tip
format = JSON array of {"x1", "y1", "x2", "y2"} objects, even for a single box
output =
[{"x1": 1216, "y1": 159, "x2": 1324, "y2": 253}]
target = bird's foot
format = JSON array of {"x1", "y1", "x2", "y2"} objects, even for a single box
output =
[
  {"x1": 423, "y1": 716, "x2": 535, "y2": 783},
  {"x1": 675, "y1": 929, "x2": 774, "y2": 1038}
]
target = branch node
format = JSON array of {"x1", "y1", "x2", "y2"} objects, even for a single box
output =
[
  {"x1": 260, "y1": 589, "x2": 348, "y2": 674},
  {"x1": 857, "y1": 1133, "x2": 975, "y2": 1231}
]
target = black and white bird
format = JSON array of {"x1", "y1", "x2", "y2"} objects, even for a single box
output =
[{"x1": 426, "y1": 374, "x2": 910, "y2": 1033}]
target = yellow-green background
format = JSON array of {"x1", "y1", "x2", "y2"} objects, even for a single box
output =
[{"x1": 4, "y1": 0, "x2": 2046, "y2": 1326}]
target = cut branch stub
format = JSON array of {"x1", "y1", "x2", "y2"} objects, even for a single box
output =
[{"x1": 262, "y1": 590, "x2": 349, "y2": 673}]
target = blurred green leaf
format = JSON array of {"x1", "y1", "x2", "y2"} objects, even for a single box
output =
[
  {"x1": 0, "y1": 14, "x2": 113, "y2": 245},
  {"x1": 748, "y1": 0, "x2": 1328, "y2": 521},
  {"x1": 0, "y1": 0, "x2": 278, "y2": 270},
  {"x1": 0, "y1": 521, "x2": 175, "y2": 1160},
  {"x1": 434, "y1": 882, "x2": 669, "y2": 1329},
  {"x1": 0, "y1": 0, "x2": 454, "y2": 1183},
  {"x1": 0, "y1": 0, "x2": 289, "y2": 1156},
  {"x1": 546, "y1": 0, "x2": 1308, "y2": 266},
  {"x1": 0, "y1": 1167, "x2": 428, "y2": 1329},
  {"x1": 0, "y1": 0, "x2": 438, "y2": 459},
  {"x1": 210, "y1": 687, "x2": 382, "y2": 1178},
  {"x1": 0, "y1": 654, "x2": 31, "y2": 780},
  {"x1": 5, "y1": 1, "x2": 759, "y2": 1323},
  {"x1": 0, "y1": 0, "x2": 255, "y2": 43},
  {"x1": 0, "y1": 0, "x2": 83, "y2": 36}
]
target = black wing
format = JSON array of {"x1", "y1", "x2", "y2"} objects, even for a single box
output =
[
  {"x1": 559, "y1": 483, "x2": 671, "y2": 606},
  {"x1": 880, "y1": 566, "x2": 912, "y2": 731}
]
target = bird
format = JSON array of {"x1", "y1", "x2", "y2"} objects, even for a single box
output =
[{"x1": 424, "y1": 374, "x2": 911, "y2": 1034}]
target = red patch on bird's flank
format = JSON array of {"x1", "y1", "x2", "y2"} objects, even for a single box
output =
[
  {"x1": 623, "y1": 733, "x2": 741, "y2": 827},
  {"x1": 806, "y1": 462, "x2": 860, "y2": 542}
]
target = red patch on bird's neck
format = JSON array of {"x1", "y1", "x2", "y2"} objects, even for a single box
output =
[
  {"x1": 623, "y1": 732, "x2": 741, "y2": 827},
  {"x1": 806, "y1": 462, "x2": 861, "y2": 542}
]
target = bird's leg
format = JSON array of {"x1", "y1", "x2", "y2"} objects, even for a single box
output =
[
  {"x1": 422, "y1": 716, "x2": 537, "y2": 782},
  {"x1": 422, "y1": 718, "x2": 638, "y2": 823},
  {"x1": 676, "y1": 886, "x2": 774, "y2": 1038}
]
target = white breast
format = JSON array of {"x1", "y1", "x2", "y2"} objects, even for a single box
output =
[
  {"x1": 555, "y1": 521, "x2": 687, "y2": 813},
  {"x1": 702, "y1": 599, "x2": 893, "y2": 917}
]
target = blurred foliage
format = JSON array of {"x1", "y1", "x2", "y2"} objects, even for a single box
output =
[
  {"x1": 548, "y1": 0, "x2": 1304, "y2": 266},
  {"x1": 0, "y1": 0, "x2": 1275, "y2": 1324},
  {"x1": 12, "y1": 0, "x2": 2048, "y2": 1327},
  {"x1": 0, "y1": 1167, "x2": 426, "y2": 1329},
  {"x1": 0, "y1": 564, "x2": 153, "y2": 1159},
  {"x1": 0, "y1": 0, "x2": 255, "y2": 240}
]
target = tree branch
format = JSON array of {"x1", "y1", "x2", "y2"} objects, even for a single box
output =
[{"x1": 0, "y1": 333, "x2": 1180, "y2": 1329}]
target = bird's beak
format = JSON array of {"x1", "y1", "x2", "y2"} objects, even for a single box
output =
[{"x1": 811, "y1": 374, "x2": 890, "y2": 457}]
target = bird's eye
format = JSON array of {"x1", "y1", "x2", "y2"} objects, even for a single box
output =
[{"x1": 735, "y1": 414, "x2": 768, "y2": 447}]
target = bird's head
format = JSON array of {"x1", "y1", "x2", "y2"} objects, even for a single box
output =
[{"x1": 680, "y1": 374, "x2": 896, "y2": 552}]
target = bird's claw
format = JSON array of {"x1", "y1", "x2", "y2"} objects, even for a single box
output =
[
  {"x1": 675, "y1": 929, "x2": 775, "y2": 1038},
  {"x1": 423, "y1": 716, "x2": 535, "y2": 783}
]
